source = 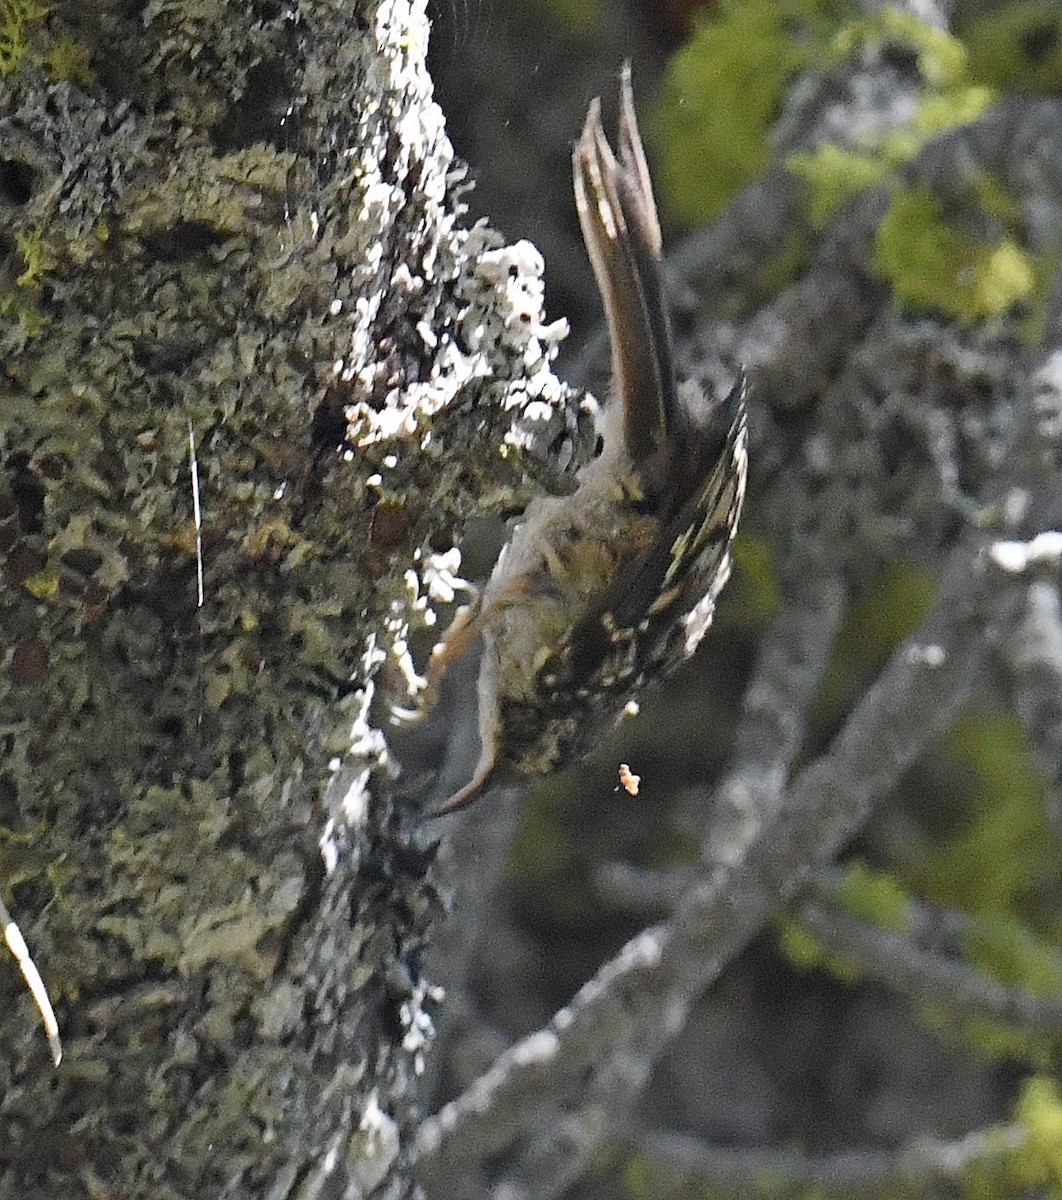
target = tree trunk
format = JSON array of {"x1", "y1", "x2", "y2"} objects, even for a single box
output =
[
  {"x1": 1, "y1": 1, "x2": 570, "y2": 1195},
  {"x1": 6, "y1": 3, "x2": 1062, "y2": 1199}
]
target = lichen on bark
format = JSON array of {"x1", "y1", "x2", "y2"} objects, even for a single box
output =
[{"x1": 0, "y1": 0, "x2": 579, "y2": 1195}]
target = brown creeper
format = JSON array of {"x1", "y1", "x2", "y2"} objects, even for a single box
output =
[{"x1": 429, "y1": 65, "x2": 748, "y2": 815}]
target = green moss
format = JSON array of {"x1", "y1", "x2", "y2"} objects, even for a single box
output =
[
  {"x1": 14, "y1": 228, "x2": 56, "y2": 288},
  {"x1": 0, "y1": 291, "x2": 48, "y2": 336},
  {"x1": 121, "y1": 146, "x2": 296, "y2": 246},
  {"x1": 957, "y1": 1120, "x2": 1039, "y2": 1199},
  {"x1": 789, "y1": 82, "x2": 994, "y2": 226},
  {"x1": 22, "y1": 567, "x2": 60, "y2": 598},
  {"x1": 966, "y1": 1, "x2": 1062, "y2": 94},
  {"x1": 910, "y1": 83, "x2": 996, "y2": 137},
  {"x1": 2, "y1": 230, "x2": 56, "y2": 337},
  {"x1": 623, "y1": 1152, "x2": 651, "y2": 1198},
  {"x1": 0, "y1": 1, "x2": 95, "y2": 85},
  {"x1": 874, "y1": 185, "x2": 1035, "y2": 324},
  {"x1": 0, "y1": 0, "x2": 49, "y2": 74},
  {"x1": 972, "y1": 172, "x2": 1026, "y2": 227},
  {"x1": 785, "y1": 8, "x2": 995, "y2": 227},
  {"x1": 837, "y1": 861, "x2": 912, "y2": 931},
  {"x1": 876, "y1": 85, "x2": 996, "y2": 164},
  {"x1": 664, "y1": 1, "x2": 1002, "y2": 254},
  {"x1": 657, "y1": 1, "x2": 1011, "y2": 240}
]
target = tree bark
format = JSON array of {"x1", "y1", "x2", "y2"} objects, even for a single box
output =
[
  {"x1": 1, "y1": 1, "x2": 573, "y2": 1195},
  {"x1": 6, "y1": 3, "x2": 1062, "y2": 1199}
]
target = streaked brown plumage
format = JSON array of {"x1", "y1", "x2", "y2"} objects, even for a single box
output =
[{"x1": 430, "y1": 65, "x2": 748, "y2": 815}]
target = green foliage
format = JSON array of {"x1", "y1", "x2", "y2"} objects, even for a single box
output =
[
  {"x1": 908, "y1": 708, "x2": 1056, "y2": 917},
  {"x1": 837, "y1": 3, "x2": 996, "y2": 153},
  {"x1": 875, "y1": 84, "x2": 995, "y2": 164},
  {"x1": 959, "y1": 1015, "x2": 1054, "y2": 1066},
  {"x1": 780, "y1": 866, "x2": 912, "y2": 991},
  {"x1": 833, "y1": 5, "x2": 995, "y2": 163},
  {"x1": 965, "y1": 1, "x2": 1062, "y2": 94},
  {"x1": 874, "y1": 185, "x2": 1035, "y2": 324},
  {"x1": 658, "y1": 0, "x2": 1027, "y2": 333},
  {"x1": 658, "y1": 1, "x2": 1002, "y2": 229},
  {"x1": 656, "y1": 0, "x2": 824, "y2": 224},
  {"x1": 887, "y1": 704, "x2": 1062, "y2": 1062},
  {"x1": 817, "y1": 562, "x2": 935, "y2": 730},
  {"x1": 1012, "y1": 1076, "x2": 1062, "y2": 1193},
  {"x1": 957, "y1": 1117, "x2": 1045, "y2": 1199},
  {"x1": 788, "y1": 10, "x2": 995, "y2": 226},
  {"x1": 730, "y1": 534, "x2": 783, "y2": 626},
  {"x1": 830, "y1": 4, "x2": 968, "y2": 86},
  {"x1": 779, "y1": 915, "x2": 859, "y2": 982},
  {"x1": 934, "y1": 903, "x2": 1062, "y2": 1064},
  {"x1": 788, "y1": 145, "x2": 888, "y2": 226},
  {"x1": 963, "y1": 912, "x2": 1062, "y2": 997},
  {"x1": 536, "y1": 0, "x2": 602, "y2": 34},
  {"x1": 777, "y1": 8, "x2": 1046, "y2": 333},
  {"x1": 778, "y1": 916, "x2": 826, "y2": 970},
  {"x1": 972, "y1": 171, "x2": 1026, "y2": 227},
  {"x1": 837, "y1": 860, "x2": 912, "y2": 931},
  {"x1": 0, "y1": 0, "x2": 49, "y2": 74},
  {"x1": 788, "y1": 79, "x2": 994, "y2": 226}
]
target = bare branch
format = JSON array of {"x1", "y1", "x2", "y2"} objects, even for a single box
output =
[
  {"x1": 627, "y1": 1120, "x2": 1026, "y2": 1199},
  {"x1": 704, "y1": 559, "x2": 847, "y2": 863},
  {"x1": 416, "y1": 530, "x2": 1006, "y2": 1189},
  {"x1": 800, "y1": 890, "x2": 1062, "y2": 1044},
  {"x1": 1000, "y1": 581, "x2": 1062, "y2": 840}
]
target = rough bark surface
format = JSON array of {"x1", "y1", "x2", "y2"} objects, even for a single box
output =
[
  {"x1": 1, "y1": 1, "x2": 576, "y2": 1196},
  {"x1": 6, "y1": 2, "x2": 1062, "y2": 1199}
]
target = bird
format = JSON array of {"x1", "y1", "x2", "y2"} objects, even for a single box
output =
[{"x1": 428, "y1": 64, "x2": 748, "y2": 816}]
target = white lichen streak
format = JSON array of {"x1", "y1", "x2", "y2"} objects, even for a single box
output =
[{"x1": 1, "y1": 894, "x2": 61, "y2": 1065}]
